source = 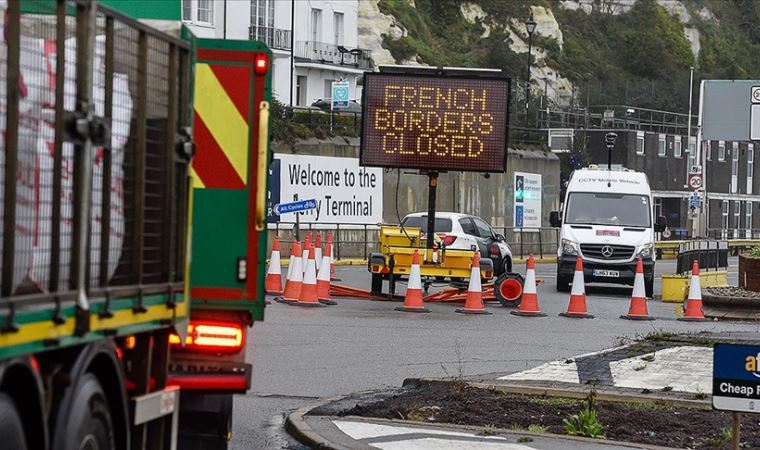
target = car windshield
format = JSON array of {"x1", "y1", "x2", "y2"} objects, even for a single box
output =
[
  {"x1": 565, "y1": 193, "x2": 651, "y2": 227},
  {"x1": 401, "y1": 216, "x2": 453, "y2": 233}
]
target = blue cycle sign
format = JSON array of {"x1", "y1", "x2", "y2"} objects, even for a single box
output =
[
  {"x1": 273, "y1": 199, "x2": 317, "y2": 216},
  {"x1": 331, "y1": 80, "x2": 350, "y2": 109},
  {"x1": 713, "y1": 343, "x2": 760, "y2": 413}
]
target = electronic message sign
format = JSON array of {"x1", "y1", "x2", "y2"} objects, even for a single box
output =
[{"x1": 360, "y1": 72, "x2": 510, "y2": 173}]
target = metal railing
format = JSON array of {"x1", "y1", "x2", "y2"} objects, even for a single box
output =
[
  {"x1": 293, "y1": 40, "x2": 372, "y2": 70},
  {"x1": 291, "y1": 106, "x2": 361, "y2": 135},
  {"x1": 268, "y1": 222, "x2": 380, "y2": 261},
  {"x1": 531, "y1": 104, "x2": 697, "y2": 135},
  {"x1": 676, "y1": 240, "x2": 728, "y2": 274},
  {"x1": 267, "y1": 223, "x2": 561, "y2": 261},
  {"x1": 248, "y1": 26, "x2": 290, "y2": 51}
]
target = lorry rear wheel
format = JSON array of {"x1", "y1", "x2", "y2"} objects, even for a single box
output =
[
  {"x1": 0, "y1": 393, "x2": 27, "y2": 450},
  {"x1": 59, "y1": 374, "x2": 115, "y2": 450}
]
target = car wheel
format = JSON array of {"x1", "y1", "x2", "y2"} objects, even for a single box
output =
[{"x1": 502, "y1": 257, "x2": 512, "y2": 275}]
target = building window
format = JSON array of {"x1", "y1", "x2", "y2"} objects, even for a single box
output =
[
  {"x1": 197, "y1": 0, "x2": 214, "y2": 24},
  {"x1": 296, "y1": 75, "x2": 307, "y2": 106},
  {"x1": 722, "y1": 200, "x2": 729, "y2": 239},
  {"x1": 658, "y1": 134, "x2": 666, "y2": 157},
  {"x1": 182, "y1": 0, "x2": 192, "y2": 20},
  {"x1": 333, "y1": 12, "x2": 344, "y2": 45},
  {"x1": 719, "y1": 140, "x2": 726, "y2": 161},
  {"x1": 747, "y1": 201, "x2": 753, "y2": 238},
  {"x1": 707, "y1": 141, "x2": 713, "y2": 161},
  {"x1": 674, "y1": 136, "x2": 682, "y2": 158},
  {"x1": 251, "y1": 0, "x2": 275, "y2": 42},
  {"x1": 636, "y1": 132, "x2": 645, "y2": 155},
  {"x1": 732, "y1": 143, "x2": 739, "y2": 193},
  {"x1": 749, "y1": 144, "x2": 755, "y2": 195},
  {"x1": 324, "y1": 79, "x2": 333, "y2": 98},
  {"x1": 735, "y1": 200, "x2": 742, "y2": 238},
  {"x1": 310, "y1": 8, "x2": 322, "y2": 43}
]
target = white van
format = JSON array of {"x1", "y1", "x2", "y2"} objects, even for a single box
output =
[{"x1": 549, "y1": 166, "x2": 666, "y2": 297}]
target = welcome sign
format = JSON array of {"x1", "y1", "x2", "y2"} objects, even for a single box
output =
[{"x1": 360, "y1": 72, "x2": 510, "y2": 173}]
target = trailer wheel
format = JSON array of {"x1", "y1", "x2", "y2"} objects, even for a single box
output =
[
  {"x1": 0, "y1": 393, "x2": 27, "y2": 450},
  {"x1": 495, "y1": 273, "x2": 524, "y2": 307},
  {"x1": 60, "y1": 373, "x2": 115, "y2": 450}
]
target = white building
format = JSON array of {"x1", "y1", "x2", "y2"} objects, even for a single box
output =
[{"x1": 181, "y1": 0, "x2": 371, "y2": 107}]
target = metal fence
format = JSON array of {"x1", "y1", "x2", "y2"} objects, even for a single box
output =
[
  {"x1": 291, "y1": 106, "x2": 361, "y2": 135},
  {"x1": 267, "y1": 223, "x2": 561, "y2": 260}
]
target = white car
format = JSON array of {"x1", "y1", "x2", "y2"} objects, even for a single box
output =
[{"x1": 400, "y1": 212, "x2": 513, "y2": 275}]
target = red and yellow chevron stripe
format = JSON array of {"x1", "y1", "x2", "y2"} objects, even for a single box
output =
[{"x1": 191, "y1": 63, "x2": 251, "y2": 189}]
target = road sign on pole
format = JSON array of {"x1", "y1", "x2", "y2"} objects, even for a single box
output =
[
  {"x1": 273, "y1": 199, "x2": 317, "y2": 216},
  {"x1": 331, "y1": 80, "x2": 350, "y2": 109},
  {"x1": 688, "y1": 173, "x2": 703, "y2": 190}
]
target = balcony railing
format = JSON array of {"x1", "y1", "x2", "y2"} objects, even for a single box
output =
[
  {"x1": 294, "y1": 40, "x2": 372, "y2": 70},
  {"x1": 249, "y1": 26, "x2": 291, "y2": 51}
]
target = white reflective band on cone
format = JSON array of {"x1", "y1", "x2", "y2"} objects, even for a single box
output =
[
  {"x1": 571, "y1": 268, "x2": 585, "y2": 295},
  {"x1": 468, "y1": 266, "x2": 481, "y2": 292},
  {"x1": 408, "y1": 263, "x2": 422, "y2": 290}
]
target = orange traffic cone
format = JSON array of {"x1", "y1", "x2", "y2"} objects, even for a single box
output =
[
  {"x1": 296, "y1": 243, "x2": 323, "y2": 307},
  {"x1": 456, "y1": 252, "x2": 492, "y2": 315},
  {"x1": 621, "y1": 257, "x2": 654, "y2": 320},
  {"x1": 301, "y1": 232, "x2": 312, "y2": 275},
  {"x1": 265, "y1": 236, "x2": 283, "y2": 295},
  {"x1": 559, "y1": 256, "x2": 594, "y2": 318},
  {"x1": 314, "y1": 232, "x2": 323, "y2": 271},
  {"x1": 277, "y1": 241, "x2": 302, "y2": 303},
  {"x1": 395, "y1": 249, "x2": 430, "y2": 313},
  {"x1": 317, "y1": 240, "x2": 336, "y2": 305},
  {"x1": 511, "y1": 254, "x2": 546, "y2": 317},
  {"x1": 679, "y1": 260, "x2": 708, "y2": 321},
  {"x1": 327, "y1": 231, "x2": 341, "y2": 281}
]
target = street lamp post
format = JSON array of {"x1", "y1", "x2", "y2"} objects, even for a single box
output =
[{"x1": 525, "y1": 14, "x2": 536, "y2": 126}]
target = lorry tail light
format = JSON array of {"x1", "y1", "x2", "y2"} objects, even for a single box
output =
[
  {"x1": 254, "y1": 53, "x2": 268, "y2": 75},
  {"x1": 170, "y1": 321, "x2": 244, "y2": 353},
  {"x1": 489, "y1": 245, "x2": 500, "y2": 256},
  {"x1": 441, "y1": 235, "x2": 457, "y2": 246}
]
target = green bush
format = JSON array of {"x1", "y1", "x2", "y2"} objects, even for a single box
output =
[{"x1": 749, "y1": 246, "x2": 760, "y2": 258}]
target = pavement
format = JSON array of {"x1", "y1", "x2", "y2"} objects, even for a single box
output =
[{"x1": 229, "y1": 258, "x2": 758, "y2": 449}]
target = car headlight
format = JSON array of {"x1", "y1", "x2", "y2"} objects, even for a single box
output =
[
  {"x1": 561, "y1": 239, "x2": 578, "y2": 255},
  {"x1": 638, "y1": 244, "x2": 653, "y2": 258}
]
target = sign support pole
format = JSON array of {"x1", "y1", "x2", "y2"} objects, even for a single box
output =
[
  {"x1": 732, "y1": 412, "x2": 741, "y2": 450},
  {"x1": 426, "y1": 172, "x2": 438, "y2": 250},
  {"x1": 293, "y1": 193, "x2": 300, "y2": 241}
]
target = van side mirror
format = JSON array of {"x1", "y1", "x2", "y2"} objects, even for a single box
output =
[
  {"x1": 655, "y1": 216, "x2": 667, "y2": 232},
  {"x1": 549, "y1": 211, "x2": 561, "y2": 228}
]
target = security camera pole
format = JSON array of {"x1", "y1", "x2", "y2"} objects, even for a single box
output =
[{"x1": 605, "y1": 132, "x2": 617, "y2": 187}]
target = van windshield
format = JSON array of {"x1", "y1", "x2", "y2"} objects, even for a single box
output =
[{"x1": 565, "y1": 193, "x2": 651, "y2": 227}]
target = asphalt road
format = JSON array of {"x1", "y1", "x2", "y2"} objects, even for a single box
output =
[{"x1": 230, "y1": 258, "x2": 757, "y2": 449}]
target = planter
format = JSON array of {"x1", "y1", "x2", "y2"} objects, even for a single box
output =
[{"x1": 739, "y1": 254, "x2": 760, "y2": 292}]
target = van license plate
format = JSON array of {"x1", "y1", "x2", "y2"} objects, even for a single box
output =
[{"x1": 593, "y1": 269, "x2": 619, "y2": 277}]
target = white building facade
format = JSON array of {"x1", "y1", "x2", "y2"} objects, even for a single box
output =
[{"x1": 181, "y1": 0, "x2": 371, "y2": 107}]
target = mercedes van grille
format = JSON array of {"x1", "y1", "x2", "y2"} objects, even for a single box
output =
[{"x1": 580, "y1": 244, "x2": 635, "y2": 260}]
